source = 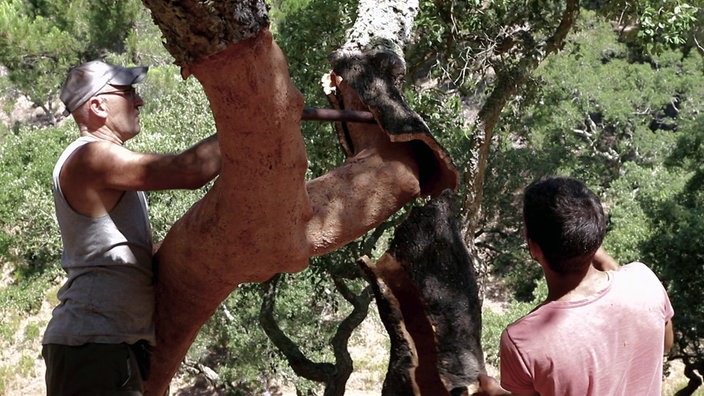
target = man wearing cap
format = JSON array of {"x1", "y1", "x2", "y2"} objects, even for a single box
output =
[{"x1": 42, "y1": 60, "x2": 221, "y2": 395}]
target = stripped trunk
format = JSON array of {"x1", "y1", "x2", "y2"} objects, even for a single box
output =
[{"x1": 140, "y1": 0, "x2": 458, "y2": 394}]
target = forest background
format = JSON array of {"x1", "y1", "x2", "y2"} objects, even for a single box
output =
[{"x1": 0, "y1": 0, "x2": 702, "y2": 395}]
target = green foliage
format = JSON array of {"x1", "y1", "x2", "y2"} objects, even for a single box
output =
[
  {"x1": 191, "y1": 284, "x2": 284, "y2": 392},
  {"x1": 641, "y1": 114, "x2": 704, "y2": 385},
  {"x1": 120, "y1": 8, "x2": 174, "y2": 67},
  {"x1": 0, "y1": 122, "x2": 67, "y2": 321},
  {"x1": 481, "y1": 8, "x2": 704, "y2": 391},
  {"x1": 409, "y1": 0, "x2": 587, "y2": 97},
  {"x1": 0, "y1": 123, "x2": 69, "y2": 393},
  {"x1": 270, "y1": 0, "x2": 357, "y2": 178},
  {"x1": 0, "y1": 0, "x2": 76, "y2": 110},
  {"x1": 0, "y1": 0, "x2": 143, "y2": 112},
  {"x1": 481, "y1": 279, "x2": 548, "y2": 367},
  {"x1": 481, "y1": 10, "x2": 704, "y2": 297},
  {"x1": 585, "y1": 0, "x2": 702, "y2": 55},
  {"x1": 0, "y1": 125, "x2": 66, "y2": 396},
  {"x1": 0, "y1": 311, "x2": 21, "y2": 345},
  {"x1": 0, "y1": 365, "x2": 9, "y2": 394},
  {"x1": 193, "y1": 272, "x2": 368, "y2": 393},
  {"x1": 411, "y1": 0, "x2": 484, "y2": 80},
  {"x1": 405, "y1": 87, "x2": 469, "y2": 178},
  {"x1": 639, "y1": 3, "x2": 699, "y2": 48}
]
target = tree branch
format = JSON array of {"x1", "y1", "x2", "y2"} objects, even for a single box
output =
[
  {"x1": 141, "y1": 0, "x2": 270, "y2": 65},
  {"x1": 326, "y1": 279, "x2": 373, "y2": 395},
  {"x1": 259, "y1": 275, "x2": 336, "y2": 382},
  {"x1": 258, "y1": 274, "x2": 373, "y2": 396}
]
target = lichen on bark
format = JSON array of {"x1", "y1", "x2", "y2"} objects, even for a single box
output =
[{"x1": 141, "y1": 0, "x2": 270, "y2": 65}]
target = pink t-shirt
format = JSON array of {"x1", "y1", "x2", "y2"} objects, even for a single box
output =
[{"x1": 500, "y1": 262, "x2": 674, "y2": 395}]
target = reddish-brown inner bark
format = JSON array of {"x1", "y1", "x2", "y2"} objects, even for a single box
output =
[{"x1": 145, "y1": 29, "x2": 427, "y2": 394}]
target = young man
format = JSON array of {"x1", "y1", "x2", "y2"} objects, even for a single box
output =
[
  {"x1": 42, "y1": 60, "x2": 221, "y2": 395},
  {"x1": 477, "y1": 176, "x2": 674, "y2": 396}
]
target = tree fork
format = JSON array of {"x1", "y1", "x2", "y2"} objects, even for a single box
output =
[{"x1": 141, "y1": 0, "x2": 461, "y2": 393}]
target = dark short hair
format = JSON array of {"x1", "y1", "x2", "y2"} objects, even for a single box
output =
[{"x1": 523, "y1": 176, "x2": 606, "y2": 275}]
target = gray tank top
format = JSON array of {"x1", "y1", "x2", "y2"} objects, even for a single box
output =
[{"x1": 43, "y1": 136, "x2": 156, "y2": 346}]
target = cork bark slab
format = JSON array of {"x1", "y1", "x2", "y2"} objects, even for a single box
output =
[
  {"x1": 360, "y1": 191, "x2": 484, "y2": 395},
  {"x1": 328, "y1": 50, "x2": 460, "y2": 197}
]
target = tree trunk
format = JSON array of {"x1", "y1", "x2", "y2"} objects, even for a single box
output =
[
  {"x1": 359, "y1": 190, "x2": 484, "y2": 395},
  {"x1": 139, "y1": 0, "x2": 458, "y2": 394}
]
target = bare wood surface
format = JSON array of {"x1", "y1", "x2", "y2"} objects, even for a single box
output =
[{"x1": 145, "y1": 28, "x2": 445, "y2": 394}]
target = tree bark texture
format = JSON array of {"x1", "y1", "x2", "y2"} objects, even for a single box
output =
[
  {"x1": 327, "y1": 0, "x2": 458, "y2": 198},
  {"x1": 140, "y1": 1, "x2": 459, "y2": 394},
  {"x1": 327, "y1": 50, "x2": 458, "y2": 198},
  {"x1": 359, "y1": 190, "x2": 485, "y2": 395},
  {"x1": 140, "y1": 0, "x2": 269, "y2": 66}
]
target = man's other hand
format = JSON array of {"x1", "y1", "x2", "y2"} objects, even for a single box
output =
[{"x1": 473, "y1": 373, "x2": 510, "y2": 396}]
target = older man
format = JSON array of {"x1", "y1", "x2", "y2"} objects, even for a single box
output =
[{"x1": 42, "y1": 60, "x2": 220, "y2": 395}]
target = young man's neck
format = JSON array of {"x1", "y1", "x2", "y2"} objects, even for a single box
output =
[{"x1": 544, "y1": 264, "x2": 609, "y2": 302}]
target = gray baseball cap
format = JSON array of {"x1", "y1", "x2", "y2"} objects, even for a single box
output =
[{"x1": 60, "y1": 60, "x2": 149, "y2": 115}]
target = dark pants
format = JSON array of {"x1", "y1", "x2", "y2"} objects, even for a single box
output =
[{"x1": 42, "y1": 343, "x2": 146, "y2": 396}]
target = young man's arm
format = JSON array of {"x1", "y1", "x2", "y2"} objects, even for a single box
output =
[
  {"x1": 592, "y1": 246, "x2": 619, "y2": 271},
  {"x1": 664, "y1": 319, "x2": 674, "y2": 353}
]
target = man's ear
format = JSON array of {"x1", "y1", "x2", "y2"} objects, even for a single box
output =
[
  {"x1": 527, "y1": 238, "x2": 543, "y2": 262},
  {"x1": 87, "y1": 96, "x2": 108, "y2": 118}
]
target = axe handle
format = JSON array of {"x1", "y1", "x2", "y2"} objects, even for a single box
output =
[{"x1": 302, "y1": 108, "x2": 375, "y2": 123}]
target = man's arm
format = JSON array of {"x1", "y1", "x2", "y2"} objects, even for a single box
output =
[
  {"x1": 70, "y1": 134, "x2": 220, "y2": 191},
  {"x1": 592, "y1": 246, "x2": 619, "y2": 271},
  {"x1": 60, "y1": 134, "x2": 220, "y2": 216},
  {"x1": 88, "y1": 134, "x2": 221, "y2": 191},
  {"x1": 664, "y1": 319, "x2": 674, "y2": 353}
]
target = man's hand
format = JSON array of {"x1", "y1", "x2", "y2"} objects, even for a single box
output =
[{"x1": 473, "y1": 373, "x2": 510, "y2": 396}]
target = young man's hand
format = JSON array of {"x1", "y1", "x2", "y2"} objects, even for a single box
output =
[{"x1": 473, "y1": 373, "x2": 510, "y2": 396}]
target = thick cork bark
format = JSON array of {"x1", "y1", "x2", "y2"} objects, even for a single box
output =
[{"x1": 360, "y1": 191, "x2": 484, "y2": 395}]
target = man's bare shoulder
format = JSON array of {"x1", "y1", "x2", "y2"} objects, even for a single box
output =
[
  {"x1": 65, "y1": 139, "x2": 147, "y2": 180},
  {"x1": 72, "y1": 139, "x2": 130, "y2": 162}
]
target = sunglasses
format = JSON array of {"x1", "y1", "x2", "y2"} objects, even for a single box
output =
[{"x1": 96, "y1": 86, "x2": 138, "y2": 100}]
